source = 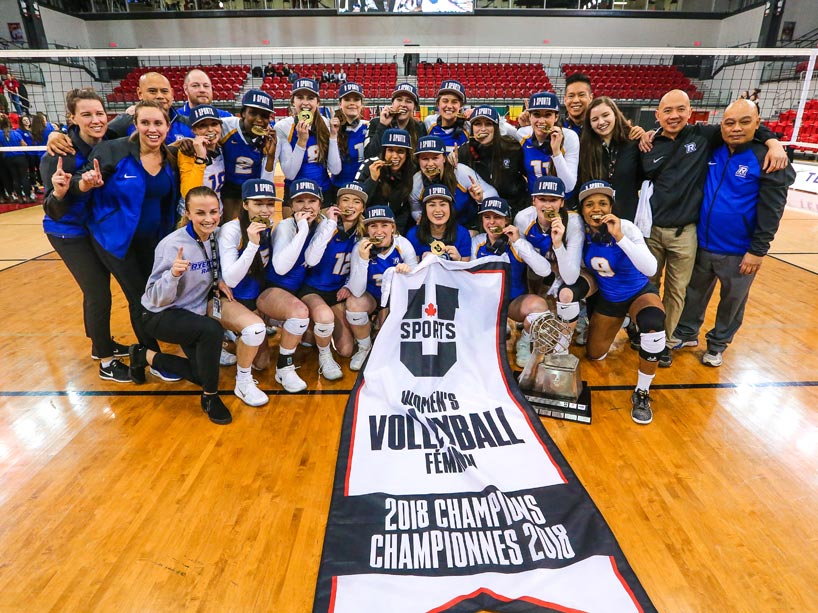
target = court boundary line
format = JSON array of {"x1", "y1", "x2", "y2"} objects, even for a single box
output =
[{"x1": 3, "y1": 380, "x2": 818, "y2": 397}]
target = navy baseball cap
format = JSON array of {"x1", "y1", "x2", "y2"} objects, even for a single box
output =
[
  {"x1": 189, "y1": 104, "x2": 220, "y2": 126},
  {"x1": 290, "y1": 179, "x2": 323, "y2": 200},
  {"x1": 438, "y1": 80, "x2": 466, "y2": 103},
  {"x1": 423, "y1": 183, "x2": 453, "y2": 203},
  {"x1": 363, "y1": 205, "x2": 395, "y2": 224},
  {"x1": 339, "y1": 82, "x2": 364, "y2": 99},
  {"x1": 381, "y1": 128, "x2": 411, "y2": 149},
  {"x1": 532, "y1": 176, "x2": 566, "y2": 198},
  {"x1": 528, "y1": 91, "x2": 560, "y2": 112},
  {"x1": 478, "y1": 196, "x2": 511, "y2": 218},
  {"x1": 391, "y1": 82, "x2": 419, "y2": 105},
  {"x1": 241, "y1": 89, "x2": 273, "y2": 113},
  {"x1": 292, "y1": 78, "x2": 320, "y2": 97},
  {"x1": 578, "y1": 180, "x2": 615, "y2": 202},
  {"x1": 336, "y1": 181, "x2": 369, "y2": 204},
  {"x1": 242, "y1": 178, "x2": 280, "y2": 200},
  {"x1": 415, "y1": 135, "x2": 446, "y2": 156},
  {"x1": 470, "y1": 105, "x2": 499, "y2": 124}
]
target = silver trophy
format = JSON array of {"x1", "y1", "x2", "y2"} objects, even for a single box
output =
[{"x1": 518, "y1": 312, "x2": 591, "y2": 423}]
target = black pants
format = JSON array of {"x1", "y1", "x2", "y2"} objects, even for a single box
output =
[
  {"x1": 48, "y1": 234, "x2": 114, "y2": 357},
  {"x1": 141, "y1": 308, "x2": 223, "y2": 393},
  {"x1": 1, "y1": 155, "x2": 29, "y2": 199},
  {"x1": 92, "y1": 237, "x2": 160, "y2": 352}
]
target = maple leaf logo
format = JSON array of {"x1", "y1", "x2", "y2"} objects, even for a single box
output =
[{"x1": 425, "y1": 303, "x2": 437, "y2": 317}]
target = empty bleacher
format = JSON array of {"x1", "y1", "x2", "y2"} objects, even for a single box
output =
[
  {"x1": 261, "y1": 63, "x2": 398, "y2": 100},
  {"x1": 106, "y1": 64, "x2": 250, "y2": 104},
  {"x1": 417, "y1": 63, "x2": 553, "y2": 101},
  {"x1": 766, "y1": 99, "x2": 818, "y2": 154},
  {"x1": 562, "y1": 63, "x2": 702, "y2": 101}
]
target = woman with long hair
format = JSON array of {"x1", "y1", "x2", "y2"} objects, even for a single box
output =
[
  {"x1": 356, "y1": 128, "x2": 415, "y2": 233},
  {"x1": 406, "y1": 183, "x2": 471, "y2": 262},
  {"x1": 331, "y1": 82, "x2": 369, "y2": 200},
  {"x1": 275, "y1": 78, "x2": 341, "y2": 211},
  {"x1": 72, "y1": 100, "x2": 179, "y2": 383},
  {"x1": 364, "y1": 82, "x2": 426, "y2": 158},
  {"x1": 41, "y1": 88, "x2": 130, "y2": 381},
  {"x1": 423, "y1": 80, "x2": 469, "y2": 154},
  {"x1": 578, "y1": 96, "x2": 643, "y2": 221}
]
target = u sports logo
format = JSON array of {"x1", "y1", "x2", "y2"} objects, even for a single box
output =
[{"x1": 399, "y1": 283, "x2": 459, "y2": 377}]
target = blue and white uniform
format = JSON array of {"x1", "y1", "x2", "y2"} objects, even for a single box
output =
[
  {"x1": 332, "y1": 120, "x2": 369, "y2": 189},
  {"x1": 409, "y1": 165, "x2": 498, "y2": 227},
  {"x1": 219, "y1": 115, "x2": 276, "y2": 187},
  {"x1": 406, "y1": 224, "x2": 472, "y2": 260},
  {"x1": 348, "y1": 236, "x2": 418, "y2": 303},
  {"x1": 218, "y1": 218, "x2": 271, "y2": 301},
  {"x1": 583, "y1": 220, "x2": 657, "y2": 303},
  {"x1": 275, "y1": 116, "x2": 342, "y2": 195},
  {"x1": 265, "y1": 216, "x2": 315, "y2": 292},
  {"x1": 471, "y1": 233, "x2": 551, "y2": 300},
  {"x1": 304, "y1": 217, "x2": 358, "y2": 292},
  {"x1": 516, "y1": 126, "x2": 579, "y2": 197},
  {"x1": 513, "y1": 207, "x2": 583, "y2": 286}
]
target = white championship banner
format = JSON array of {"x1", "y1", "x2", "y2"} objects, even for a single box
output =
[{"x1": 314, "y1": 257, "x2": 656, "y2": 613}]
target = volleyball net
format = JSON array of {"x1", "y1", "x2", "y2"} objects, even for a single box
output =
[{"x1": 1, "y1": 46, "x2": 817, "y2": 153}]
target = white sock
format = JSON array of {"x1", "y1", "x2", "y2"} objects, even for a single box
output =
[
  {"x1": 357, "y1": 336, "x2": 372, "y2": 350},
  {"x1": 101, "y1": 359, "x2": 113, "y2": 368},
  {"x1": 317, "y1": 344, "x2": 332, "y2": 357},
  {"x1": 636, "y1": 370, "x2": 655, "y2": 392},
  {"x1": 280, "y1": 346, "x2": 295, "y2": 356},
  {"x1": 236, "y1": 366, "x2": 252, "y2": 383}
]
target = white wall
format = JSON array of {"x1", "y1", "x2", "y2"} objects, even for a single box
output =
[
  {"x1": 717, "y1": 4, "x2": 765, "y2": 47},
  {"x1": 780, "y1": 0, "x2": 818, "y2": 41},
  {"x1": 80, "y1": 15, "x2": 722, "y2": 48},
  {"x1": 0, "y1": 2, "x2": 26, "y2": 44},
  {"x1": 40, "y1": 7, "x2": 90, "y2": 50}
]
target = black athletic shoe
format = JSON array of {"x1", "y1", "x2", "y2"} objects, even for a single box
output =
[
  {"x1": 201, "y1": 394, "x2": 232, "y2": 425},
  {"x1": 631, "y1": 389, "x2": 653, "y2": 425},
  {"x1": 99, "y1": 359, "x2": 132, "y2": 383},
  {"x1": 128, "y1": 344, "x2": 148, "y2": 385},
  {"x1": 658, "y1": 346, "x2": 672, "y2": 368},
  {"x1": 92, "y1": 338, "x2": 130, "y2": 360}
]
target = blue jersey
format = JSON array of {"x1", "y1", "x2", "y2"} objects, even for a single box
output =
[
  {"x1": 522, "y1": 218, "x2": 553, "y2": 255},
  {"x1": 474, "y1": 237, "x2": 528, "y2": 300},
  {"x1": 332, "y1": 122, "x2": 368, "y2": 188},
  {"x1": 406, "y1": 225, "x2": 472, "y2": 259},
  {"x1": 42, "y1": 140, "x2": 94, "y2": 238},
  {"x1": 305, "y1": 229, "x2": 357, "y2": 292},
  {"x1": 221, "y1": 127, "x2": 264, "y2": 186},
  {"x1": 520, "y1": 134, "x2": 555, "y2": 193},
  {"x1": 427, "y1": 123, "x2": 468, "y2": 154},
  {"x1": 583, "y1": 235, "x2": 649, "y2": 303},
  {"x1": 285, "y1": 124, "x2": 332, "y2": 193},
  {"x1": 232, "y1": 238, "x2": 270, "y2": 301},
  {"x1": 366, "y1": 243, "x2": 410, "y2": 302}
]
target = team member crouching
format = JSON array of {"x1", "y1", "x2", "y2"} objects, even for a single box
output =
[
  {"x1": 561, "y1": 180, "x2": 665, "y2": 425},
  {"x1": 514, "y1": 176, "x2": 584, "y2": 358},
  {"x1": 299, "y1": 181, "x2": 368, "y2": 380},
  {"x1": 218, "y1": 178, "x2": 281, "y2": 406},
  {"x1": 471, "y1": 197, "x2": 553, "y2": 368},
  {"x1": 346, "y1": 205, "x2": 418, "y2": 370},
  {"x1": 407, "y1": 184, "x2": 472, "y2": 262},
  {"x1": 256, "y1": 179, "x2": 324, "y2": 393},
  {"x1": 129, "y1": 187, "x2": 233, "y2": 425}
]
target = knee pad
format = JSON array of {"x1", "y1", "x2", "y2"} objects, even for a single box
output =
[
  {"x1": 636, "y1": 306, "x2": 665, "y2": 333},
  {"x1": 240, "y1": 322, "x2": 267, "y2": 347},
  {"x1": 313, "y1": 321, "x2": 335, "y2": 338},
  {"x1": 639, "y1": 330, "x2": 666, "y2": 362},
  {"x1": 560, "y1": 276, "x2": 590, "y2": 303},
  {"x1": 525, "y1": 311, "x2": 548, "y2": 327},
  {"x1": 283, "y1": 317, "x2": 309, "y2": 336},
  {"x1": 556, "y1": 301, "x2": 580, "y2": 323},
  {"x1": 346, "y1": 310, "x2": 370, "y2": 326}
]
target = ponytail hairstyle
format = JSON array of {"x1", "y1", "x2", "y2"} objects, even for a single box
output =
[
  {"x1": 177, "y1": 185, "x2": 219, "y2": 228},
  {"x1": 130, "y1": 100, "x2": 172, "y2": 159}
]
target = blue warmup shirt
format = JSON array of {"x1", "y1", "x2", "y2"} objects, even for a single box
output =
[
  {"x1": 583, "y1": 234, "x2": 649, "y2": 303},
  {"x1": 406, "y1": 225, "x2": 472, "y2": 260}
]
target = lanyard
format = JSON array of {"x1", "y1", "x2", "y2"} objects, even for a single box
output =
[{"x1": 194, "y1": 233, "x2": 220, "y2": 297}]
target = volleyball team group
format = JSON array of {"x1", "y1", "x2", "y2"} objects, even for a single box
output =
[{"x1": 40, "y1": 66, "x2": 794, "y2": 426}]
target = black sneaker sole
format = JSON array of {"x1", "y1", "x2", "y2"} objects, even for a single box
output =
[{"x1": 99, "y1": 372, "x2": 132, "y2": 383}]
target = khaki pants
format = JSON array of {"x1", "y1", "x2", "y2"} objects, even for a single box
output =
[{"x1": 646, "y1": 223, "x2": 697, "y2": 342}]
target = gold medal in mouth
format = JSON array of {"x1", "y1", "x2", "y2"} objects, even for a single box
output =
[
  {"x1": 425, "y1": 167, "x2": 441, "y2": 177},
  {"x1": 545, "y1": 210, "x2": 558, "y2": 220},
  {"x1": 430, "y1": 240, "x2": 445, "y2": 256},
  {"x1": 489, "y1": 226, "x2": 504, "y2": 235},
  {"x1": 251, "y1": 126, "x2": 267, "y2": 136},
  {"x1": 298, "y1": 110, "x2": 313, "y2": 124},
  {"x1": 205, "y1": 131, "x2": 218, "y2": 141},
  {"x1": 370, "y1": 236, "x2": 383, "y2": 245},
  {"x1": 343, "y1": 208, "x2": 355, "y2": 216},
  {"x1": 591, "y1": 214, "x2": 603, "y2": 222},
  {"x1": 251, "y1": 215, "x2": 272, "y2": 227}
]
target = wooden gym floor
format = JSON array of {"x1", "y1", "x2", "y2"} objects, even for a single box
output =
[{"x1": 0, "y1": 192, "x2": 817, "y2": 612}]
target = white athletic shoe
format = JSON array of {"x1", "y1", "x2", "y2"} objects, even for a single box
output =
[
  {"x1": 702, "y1": 350, "x2": 723, "y2": 367},
  {"x1": 515, "y1": 337, "x2": 531, "y2": 368},
  {"x1": 318, "y1": 351, "x2": 344, "y2": 381},
  {"x1": 220, "y1": 347, "x2": 237, "y2": 366},
  {"x1": 224, "y1": 329, "x2": 237, "y2": 343},
  {"x1": 234, "y1": 378, "x2": 269, "y2": 407},
  {"x1": 349, "y1": 345, "x2": 371, "y2": 371},
  {"x1": 275, "y1": 365, "x2": 307, "y2": 393}
]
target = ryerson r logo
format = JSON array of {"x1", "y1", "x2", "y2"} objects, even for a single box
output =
[{"x1": 399, "y1": 284, "x2": 459, "y2": 377}]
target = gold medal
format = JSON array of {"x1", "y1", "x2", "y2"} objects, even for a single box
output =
[
  {"x1": 251, "y1": 126, "x2": 267, "y2": 136},
  {"x1": 370, "y1": 236, "x2": 383, "y2": 245},
  {"x1": 545, "y1": 210, "x2": 557, "y2": 220},
  {"x1": 489, "y1": 226, "x2": 504, "y2": 235},
  {"x1": 430, "y1": 240, "x2": 446, "y2": 256},
  {"x1": 298, "y1": 110, "x2": 313, "y2": 124},
  {"x1": 251, "y1": 215, "x2": 272, "y2": 227}
]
